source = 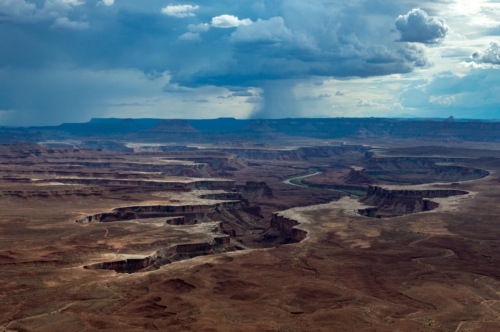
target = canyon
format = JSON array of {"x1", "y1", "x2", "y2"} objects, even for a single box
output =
[{"x1": 1, "y1": 122, "x2": 500, "y2": 331}]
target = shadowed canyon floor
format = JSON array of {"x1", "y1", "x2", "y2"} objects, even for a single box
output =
[{"x1": 0, "y1": 140, "x2": 500, "y2": 331}]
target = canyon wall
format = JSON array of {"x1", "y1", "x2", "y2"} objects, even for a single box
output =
[
  {"x1": 359, "y1": 185, "x2": 468, "y2": 218},
  {"x1": 76, "y1": 201, "x2": 243, "y2": 224},
  {"x1": 270, "y1": 214, "x2": 307, "y2": 243},
  {"x1": 85, "y1": 236, "x2": 233, "y2": 273}
]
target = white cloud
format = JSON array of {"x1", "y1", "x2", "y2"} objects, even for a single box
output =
[
  {"x1": 50, "y1": 17, "x2": 89, "y2": 30},
  {"x1": 188, "y1": 23, "x2": 210, "y2": 33},
  {"x1": 211, "y1": 14, "x2": 252, "y2": 28},
  {"x1": 399, "y1": 69, "x2": 500, "y2": 118},
  {"x1": 395, "y1": 8, "x2": 450, "y2": 43},
  {"x1": 429, "y1": 95, "x2": 456, "y2": 107},
  {"x1": 161, "y1": 5, "x2": 198, "y2": 18},
  {"x1": 178, "y1": 32, "x2": 200, "y2": 41},
  {"x1": 472, "y1": 42, "x2": 500, "y2": 65},
  {"x1": 357, "y1": 99, "x2": 381, "y2": 107},
  {"x1": 230, "y1": 17, "x2": 292, "y2": 44}
]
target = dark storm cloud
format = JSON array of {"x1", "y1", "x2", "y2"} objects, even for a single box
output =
[
  {"x1": 0, "y1": 0, "x2": 432, "y2": 123},
  {"x1": 395, "y1": 8, "x2": 450, "y2": 43}
]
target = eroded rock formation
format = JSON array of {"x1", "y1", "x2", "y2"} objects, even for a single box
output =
[
  {"x1": 85, "y1": 236, "x2": 234, "y2": 273},
  {"x1": 360, "y1": 185, "x2": 468, "y2": 218},
  {"x1": 270, "y1": 214, "x2": 307, "y2": 243},
  {"x1": 76, "y1": 201, "x2": 243, "y2": 224}
]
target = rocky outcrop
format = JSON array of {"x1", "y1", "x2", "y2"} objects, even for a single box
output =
[
  {"x1": 76, "y1": 201, "x2": 243, "y2": 224},
  {"x1": 0, "y1": 143, "x2": 47, "y2": 157},
  {"x1": 359, "y1": 185, "x2": 468, "y2": 218},
  {"x1": 240, "y1": 206, "x2": 262, "y2": 217},
  {"x1": 300, "y1": 181, "x2": 366, "y2": 192},
  {"x1": 0, "y1": 189, "x2": 103, "y2": 198},
  {"x1": 367, "y1": 157, "x2": 469, "y2": 171},
  {"x1": 366, "y1": 156, "x2": 489, "y2": 184},
  {"x1": 3, "y1": 161, "x2": 216, "y2": 178},
  {"x1": 270, "y1": 214, "x2": 307, "y2": 243},
  {"x1": 84, "y1": 236, "x2": 234, "y2": 273},
  {"x1": 223, "y1": 148, "x2": 304, "y2": 161},
  {"x1": 342, "y1": 168, "x2": 374, "y2": 185},
  {"x1": 236, "y1": 181, "x2": 273, "y2": 199},
  {"x1": 221, "y1": 145, "x2": 369, "y2": 161},
  {"x1": 161, "y1": 151, "x2": 246, "y2": 171},
  {"x1": 166, "y1": 216, "x2": 186, "y2": 225}
]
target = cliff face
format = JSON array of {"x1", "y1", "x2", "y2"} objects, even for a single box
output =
[
  {"x1": 76, "y1": 201, "x2": 244, "y2": 224},
  {"x1": 367, "y1": 157, "x2": 468, "y2": 171},
  {"x1": 17, "y1": 161, "x2": 217, "y2": 178},
  {"x1": 341, "y1": 168, "x2": 374, "y2": 185},
  {"x1": 222, "y1": 145, "x2": 369, "y2": 161},
  {"x1": 363, "y1": 185, "x2": 469, "y2": 199},
  {"x1": 40, "y1": 178, "x2": 236, "y2": 190},
  {"x1": 270, "y1": 214, "x2": 307, "y2": 243},
  {"x1": 236, "y1": 181, "x2": 273, "y2": 200},
  {"x1": 85, "y1": 236, "x2": 234, "y2": 273},
  {"x1": 359, "y1": 185, "x2": 468, "y2": 218},
  {"x1": 366, "y1": 156, "x2": 489, "y2": 184}
]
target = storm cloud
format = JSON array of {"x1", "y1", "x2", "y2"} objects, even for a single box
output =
[{"x1": 0, "y1": 0, "x2": 444, "y2": 124}]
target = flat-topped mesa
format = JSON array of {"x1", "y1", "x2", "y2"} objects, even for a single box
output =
[
  {"x1": 364, "y1": 185, "x2": 469, "y2": 199},
  {"x1": 367, "y1": 156, "x2": 470, "y2": 171},
  {"x1": 48, "y1": 161, "x2": 215, "y2": 177},
  {"x1": 84, "y1": 236, "x2": 234, "y2": 273},
  {"x1": 161, "y1": 151, "x2": 247, "y2": 171},
  {"x1": 35, "y1": 177, "x2": 235, "y2": 190},
  {"x1": 148, "y1": 120, "x2": 199, "y2": 133},
  {"x1": 221, "y1": 144, "x2": 369, "y2": 161},
  {"x1": 360, "y1": 185, "x2": 468, "y2": 218},
  {"x1": 365, "y1": 156, "x2": 489, "y2": 184},
  {"x1": 76, "y1": 201, "x2": 243, "y2": 224}
]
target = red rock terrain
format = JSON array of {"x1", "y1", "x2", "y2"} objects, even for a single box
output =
[{"x1": 0, "y1": 141, "x2": 500, "y2": 332}]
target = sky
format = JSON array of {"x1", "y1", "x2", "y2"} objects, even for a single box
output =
[{"x1": 0, "y1": 0, "x2": 500, "y2": 125}]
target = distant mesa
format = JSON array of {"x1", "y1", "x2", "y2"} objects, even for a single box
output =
[
  {"x1": 242, "y1": 120, "x2": 276, "y2": 132},
  {"x1": 120, "y1": 118, "x2": 136, "y2": 125},
  {"x1": 444, "y1": 116, "x2": 455, "y2": 122},
  {"x1": 148, "y1": 120, "x2": 199, "y2": 133}
]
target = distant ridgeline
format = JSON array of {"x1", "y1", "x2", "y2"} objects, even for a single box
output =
[{"x1": 5, "y1": 117, "x2": 500, "y2": 142}]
